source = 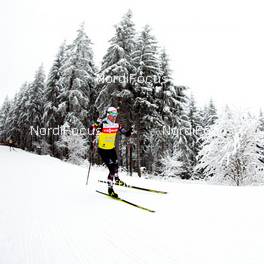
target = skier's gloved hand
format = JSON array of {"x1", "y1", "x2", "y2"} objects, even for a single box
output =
[
  {"x1": 122, "y1": 127, "x2": 133, "y2": 137},
  {"x1": 127, "y1": 127, "x2": 133, "y2": 136},
  {"x1": 92, "y1": 138, "x2": 98, "y2": 151},
  {"x1": 97, "y1": 118, "x2": 102, "y2": 123}
]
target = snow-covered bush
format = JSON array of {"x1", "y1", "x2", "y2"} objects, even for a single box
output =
[
  {"x1": 57, "y1": 122, "x2": 87, "y2": 165},
  {"x1": 195, "y1": 109, "x2": 264, "y2": 185},
  {"x1": 144, "y1": 128, "x2": 163, "y2": 172},
  {"x1": 160, "y1": 150, "x2": 184, "y2": 179}
]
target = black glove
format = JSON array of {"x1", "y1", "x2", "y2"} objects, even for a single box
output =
[{"x1": 126, "y1": 127, "x2": 133, "y2": 137}]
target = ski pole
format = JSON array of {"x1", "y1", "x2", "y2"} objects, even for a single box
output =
[
  {"x1": 86, "y1": 157, "x2": 92, "y2": 185},
  {"x1": 86, "y1": 135, "x2": 94, "y2": 185}
]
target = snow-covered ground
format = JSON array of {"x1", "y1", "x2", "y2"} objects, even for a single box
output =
[{"x1": 0, "y1": 146, "x2": 264, "y2": 264}]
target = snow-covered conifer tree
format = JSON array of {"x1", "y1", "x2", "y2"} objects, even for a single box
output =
[
  {"x1": 26, "y1": 65, "x2": 46, "y2": 151},
  {"x1": 5, "y1": 93, "x2": 21, "y2": 145},
  {"x1": 146, "y1": 49, "x2": 189, "y2": 171},
  {"x1": 201, "y1": 99, "x2": 218, "y2": 128},
  {"x1": 16, "y1": 83, "x2": 31, "y2": 149},
  {"x1": 185, "y1": 95, "x2": 203, "y2": 165},
  {"x1": 0, "y1": 96, "x2": 11, "y2": 142},
  {"x1": 259, "y1": 110, "x2": 264, "y2": 131},
  {"x1": 4, "y1": 83, "x2": 32, "y2": 148},
  {"x1": 130, "y1": 24, "x2": 161, "y2": 176},
  {"x1": 96, "y1": 10, "x2": 136, "y2": 112},
  {"x1": 155, "y1": 49, "x2": 183, "y2": 127},
  {"x1": 257, "y1": 110, "x2": 264, "y2": 164},
  {"x1": 59, "y1": 23, "x2": 96, "y2": 128},
  {"x1": 160, "y1": 149, "x2": 184, "y2": 179},
  {"x1": 144, "y1": 128, "x2": 163, "y2": 172},
  {"x1": 43, "y1": 42, "x2": 66, "y2": 155}
]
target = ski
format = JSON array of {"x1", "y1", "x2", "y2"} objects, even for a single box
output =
[
  {"x1": 98, "y1": 180, "x2": 167, "y2": 194},
  {"x1": 96, "y1": 190, "x2": 155, "y2": 213}
]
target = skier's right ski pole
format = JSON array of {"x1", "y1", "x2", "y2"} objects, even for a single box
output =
[
  {"x1": 86, "y1": 156, "x2": 92, "y2": 185},
  {"x1": 86, "y1": 130, "x2": 95, "y2": 185}
]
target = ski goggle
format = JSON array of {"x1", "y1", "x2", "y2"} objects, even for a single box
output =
[{"x1": 107, "y1": 111, "x2": 118, "y2": 117}]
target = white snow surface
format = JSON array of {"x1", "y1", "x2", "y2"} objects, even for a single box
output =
[{"x1": 0, "y1": 146, "x2": 264, "y2": 264}]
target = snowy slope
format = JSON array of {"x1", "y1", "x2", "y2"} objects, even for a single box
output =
[{"x1": 0, "y1": 146, "x2": 264, "y2": 264}]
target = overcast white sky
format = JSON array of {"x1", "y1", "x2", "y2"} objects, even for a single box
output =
[{"x1": 0, "y1": 0, "x2": 263, "y2": 112}]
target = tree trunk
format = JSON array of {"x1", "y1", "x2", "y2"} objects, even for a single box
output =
[
  {"x1": 129, "y1": 144, "x2": 133, "y2": 176},
  {"x1": 136, "y1": 125, "x2": 141, "y2": 177},
  {"x1": 126, "y1": 144, "x2": 129, "y2": 172}
]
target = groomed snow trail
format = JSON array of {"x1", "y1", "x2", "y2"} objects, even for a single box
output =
[{"x1": 0, "y1": 146, "x2": 264, "y2": 264}]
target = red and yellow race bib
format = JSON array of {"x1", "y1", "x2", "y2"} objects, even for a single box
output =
[{"x1": 98, "y1": 122, "x2": 119, "y2": 149}]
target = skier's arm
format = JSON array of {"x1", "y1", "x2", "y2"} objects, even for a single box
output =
[
  {"x1": 91, "y1": 118, "x2": 103, "y2": 133},
  {"x1": 90, "y1": 118, "x2": 103, "y2": 146}
]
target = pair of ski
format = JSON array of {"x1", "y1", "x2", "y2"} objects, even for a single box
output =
[{"x1": 96, "y1": 180, "x2": 167, "y2": 213}]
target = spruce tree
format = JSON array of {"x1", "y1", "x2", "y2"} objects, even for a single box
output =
[
  {"x1": 59, "y1": 23, "x2": 96, "y2": 129},
  {"x1": 95, "y1": 10, "x2": 137, "y2": 174},
  {"x1": 131, "y1": 25, "x2": 161, "y2": 176},
  {"x1": 0, "y1": 96, "x2": 11, "y2": 142},
  {"x1": 96, "y1": 10, "x2": 136, "y2": 113},
  {"x1": 16, "y1": 83, "x2": 31, "y2": 149},
  {"x1": 6, "y1": 91, "x2": 22, "y2": 146},
  {"x1": 185, "y1": 95, "x2": 203, "y2": 165},
  {"x1": 43, "y1": 42, "x2": 66, "y2": 155},
  {"x1": 95, "y1": 10, "x2": 137, "y2": 166},
  {"x1": 155, "y1": 49, "x2": 179, "y2": 126},
  {"x1": 257, "y1": 110, "x2": 264, "y2": 164},
  {"x1": 27, "y1": 65, "x2": 46, "y2": 151},
  {"x1": 144, "y1": 49, "x2": 190, "y2": 173},
  {"x1": 259, "y1": 110, "x2": 264, "y2": 131},
  {"x1": 167, "y1": 86, "x2": 193, "y2": 179},
  {"x1": 201, "y1": 99, "x2": 218, "y2": 127}
]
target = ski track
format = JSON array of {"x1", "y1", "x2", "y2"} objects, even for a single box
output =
[
  {"x1": 0, "y1": 147, "x2": 173, "y2": 264},
  {"x1": 1, "y1": 146, "x2": 264, "y2": 264}
]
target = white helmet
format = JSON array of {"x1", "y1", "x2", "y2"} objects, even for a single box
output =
[{"x1": 107, "y1": 106, "x2": 118, "y2": 116}]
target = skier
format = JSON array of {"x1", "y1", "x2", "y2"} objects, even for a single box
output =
[
  {"x1": 93, "y1": 107, "x2": 132, "y2": 198},
  {"x1": 8, "y1": 138, "x2": 15, "y2": 151}
]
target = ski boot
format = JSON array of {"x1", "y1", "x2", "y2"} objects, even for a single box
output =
[
  {"x1": 108, "y1": 187, "x2": 118, "y2": 198},
  {"x1": 115, "y1": 177, "x2": 125, "y2": 186}
]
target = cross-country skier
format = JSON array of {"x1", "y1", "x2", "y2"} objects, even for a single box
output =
[
  {"x1": 8, "y1": 138, "x2": 15, "y2": 151},
  {"x1": 93, "y1": 107, "x2": 132, "y2": 198}
]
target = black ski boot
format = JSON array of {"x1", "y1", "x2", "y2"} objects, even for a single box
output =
[
  {"x1": 108, "y1": 187, "x2": 118, "y2": 198},
  {"x1": 115, "y1": 177, "x2": 125, "y2": 186}
]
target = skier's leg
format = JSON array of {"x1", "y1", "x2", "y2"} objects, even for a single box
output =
[
  {"x1": 107, "y1": 173, "x2": 114, "y2": 186},
  {"x1": 98, "y1": 148, "x2": 115, "y2": 183},
  {"x1": 107, "y1": 160, "x2": 118, "y2": 187},
  {"x1": 106, "y1": 165, "x2": 118, "y2": 197},
  {"x1": 108, "y1": 149, "x2": 125, "y2": 185},
  {"x1": 98, "y1": 148, "x2": 118, "y2": 197}
]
